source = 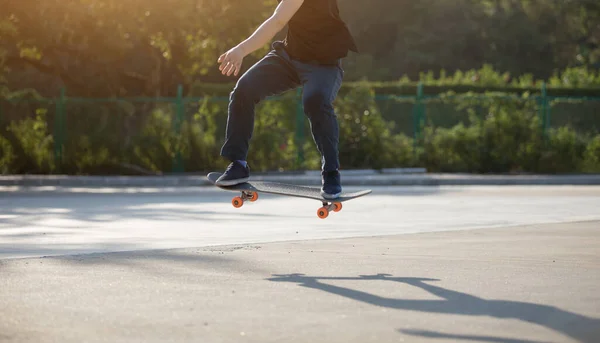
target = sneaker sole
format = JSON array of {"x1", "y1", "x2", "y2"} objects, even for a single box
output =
[
  {"x1": 216, "y1": 177, "x2": 249, "y2": 186},
  {"x1": 321, "y1": 191, "x2": 342, "y2": 199}
]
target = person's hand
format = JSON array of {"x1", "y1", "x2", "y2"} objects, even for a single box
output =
[{"x1": 218, "y1": 45, "x2": 246, "y2": 77}]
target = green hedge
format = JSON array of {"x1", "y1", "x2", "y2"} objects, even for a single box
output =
[
  {"x1": 1, "y1": 83, "x2": 599, "y2": 175},
  {"x1": 190, "y1": 82, "x2": 600, "y2": 98},
  {"x1": 418, "y1": 98, "x2": 598, "y2": 173},
  {"x1": 189, "y1": 65, "x2": 600, "y2": 97}
]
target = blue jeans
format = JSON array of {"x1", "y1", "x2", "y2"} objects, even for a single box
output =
[{"x1": 220, "y1": 41, "x2": 343, "y2": 172}]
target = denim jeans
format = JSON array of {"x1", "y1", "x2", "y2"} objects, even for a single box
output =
[{"x1": 220, "y1": 41, "x2": 343, "y2": 172}]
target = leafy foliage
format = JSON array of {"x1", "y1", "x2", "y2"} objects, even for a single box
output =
[
  {"x1": 1, "y1": 0, "x2": 599, "y2": 97},
  {"x1": 341, "y1": 0, "x2": 600, "y2": 81},
  {"x1": 1, "y1": 83, "x2": 598, "y2": 175},
  {"x1": 1, "y1": 0, "x2": 599, "y2": 175},
  {"x1": 582, "y1": 135, "x2": 600, "y2": 172}
]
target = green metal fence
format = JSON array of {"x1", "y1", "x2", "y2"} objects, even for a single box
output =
[{"x1": 1, "y1": 83, "x2": 599, "y2": 174}]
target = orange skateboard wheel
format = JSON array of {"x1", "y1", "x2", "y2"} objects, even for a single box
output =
[
  {"x1": 333, "y1": 202, "x2": 342, "y2": 212},
  {"x1": 249, "y1": 192, "x2": 259, "y2": 202},
  {"x1": 317, "y1": 207, "x2": 329, "y2": 219},
  {"x1": 232, "y1": 196, "x2": 244, "y2": 208}
]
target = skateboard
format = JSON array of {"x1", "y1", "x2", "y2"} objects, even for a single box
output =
[{"x1": 206, "y1": 172, "x2": 372, "y2": 219}]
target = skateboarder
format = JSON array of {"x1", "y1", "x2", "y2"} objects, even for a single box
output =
[{"x1": 214, "y1": 0, "x2": 358, "y2": 199}]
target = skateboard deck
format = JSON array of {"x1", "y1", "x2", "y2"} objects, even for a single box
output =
[{"x1": 207, "y1": 172, "x2": 372, "y2": 219}]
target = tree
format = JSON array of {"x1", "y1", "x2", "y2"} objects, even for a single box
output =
[{"x1": 0, "y1": 0, "x2": 272, "y2": 97}]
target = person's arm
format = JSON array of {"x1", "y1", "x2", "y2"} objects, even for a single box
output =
[{"x1": 218, "y1": 0, "x2": 304, "y2": 77}]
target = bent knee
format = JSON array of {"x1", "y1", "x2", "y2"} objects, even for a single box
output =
[
  {"x1": 230, "y1": 75, "x2": 259, "y2": 103},
  {"x1": 303, "y1": 91, "x2": 334, "y2": 116}
]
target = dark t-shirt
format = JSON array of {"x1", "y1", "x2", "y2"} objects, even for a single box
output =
[{"x1": 279, "y1": 0, "x2": 358, "y2": 64}]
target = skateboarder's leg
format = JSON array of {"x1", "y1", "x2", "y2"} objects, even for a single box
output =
[
  {"x1": 221, "y1": 50, "x2": 301, "y2": 162},
  {"x1": 217, "y1": 47, "x2": 301, "y2": 186},
  {"x1": 295, "y1": 61, "x2": 343, "y2": 198}
]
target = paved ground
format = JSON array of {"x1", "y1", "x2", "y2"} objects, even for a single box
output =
[
  {"x1": 1, "y1": 186, "x2": 600, "y2": 259},
  {"x1": 1, "y1": 186, "x2": 600, "y2": 342},
  {"x1": 1, "y1": 221, "x2": 599, "y2": 343}
]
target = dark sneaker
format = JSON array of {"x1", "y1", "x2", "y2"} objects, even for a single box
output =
[
  {"x1": 216, "y1": 161, "x2": 250, "y2": 186},
  {"x1": 321, "y1": 170, "x2": 342, "y2": 199}
]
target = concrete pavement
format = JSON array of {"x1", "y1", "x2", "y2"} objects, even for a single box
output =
[
  {"x1": 1, "y1": 186, "x2": 600, "y2": 342},
  {"x1": 1, "y1": 221, "x2": 599, "y2": 343},
  {"x1": 2, "y1": 186, "x2": 600, "y2": 259}
]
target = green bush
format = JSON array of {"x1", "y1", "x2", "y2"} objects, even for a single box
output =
[
  {"x1": 248, "y1": 92, "x2": 300, "y2": 171},
  {"x1": 0, "y1": 134, "x2": 15, "y2": 174},
  {"x1": 477, "y1": 98, "x2": 542, "y2": 173},
  {"x1": 61, "y1": 102, "x2": 130, "y2": 174},
  {"x1": 132, "y1": 106, "x2": 180, "y2": 173},
  {"x1": 6, "y1": 108, "x2": 54, "y2": 173},
  {"x1": 178, "y1": 98, "x2": 223, "y2": 172},
  {"x1": 335, "y1": 83, "x2": 413, "y2": 170},
  {"x1": 537, "y1": 127, "x2": 588, "y2": 173},
  {"x1": 129, "y1": 99, "x2": 223, "y2": 173},
  {"x1": 193, "y1": 65, "x2": 600, "y2": 97},
  {"x1": 420, "y1": 95, "x2": 544, "y2": 173},
  {"x1": 421, "y1": 123, "x2": 482, "y2": 173},
  {"x1": 1, "y1": 80, "x2": 599, "y2": 175},
  {"x1": 582, "y1": 135, "x2": 600, "y2": 173}
]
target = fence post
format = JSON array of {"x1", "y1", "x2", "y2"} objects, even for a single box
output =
[
  {"x1": 295, "y1": 88, "x2": 305, "y2": 169},
  {"x1": 419, "y1": 83, "x2": 426, "y2": 128},
  {"x1": 412, "y1": 82, "x2": 424, "y2": 158},
  {"x1": 542, "y1": 82, "x2": 550, "y2": 137},
  {"x1": 540, "y1": 82, "x2": 549, "y2": 138},
  {"x1": 54, "y1": 87, "x2": 66, "y2": 171},
  {"x1": 172, "y1": 84, "x2": 185, "y2": 173}
]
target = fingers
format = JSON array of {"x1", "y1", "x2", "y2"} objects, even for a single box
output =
[
  {"x1": 232, "y1": 62, "x2": 242, "y2": 76},
  {"x1": 217, "y1": 52, "x2": 242, "y2": 77},
  {"x1": 219, "y1": 60, "x2": 229, "y2": 73},
  {"x1": 226, "y1": 62, "x2": 237, "y2": 76},
  {"x1": 220, "y1": 60, "x2": 241, "y2": 76},
  {"x1": 221, "y1": 61, "x2": 234, "y2": 76},
  {"x1": 219, "y1": 55, "x2": 228, "y2": 71},
  {"x1": 222, "y1": 62, "x2": 231, "y2": 75},
  {"x1": 218, "y1": 52, "x2": 230, "y2": 72}
]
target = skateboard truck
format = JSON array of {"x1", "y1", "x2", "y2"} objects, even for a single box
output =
[
  {"x1": 231, "y1": 191, "x2": 259, "y2": 208},
  {"x1": 317, "y1": 201, "x2": 343, "y2": 219}
]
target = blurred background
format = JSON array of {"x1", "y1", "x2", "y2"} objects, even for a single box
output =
[{"x1": 1, "y1": 0, "x2": 599, "y2": 176}]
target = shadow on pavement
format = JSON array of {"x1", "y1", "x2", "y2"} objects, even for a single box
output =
[
  {"x1": 55, "y1": 247, "x2": 265, "y2": 275},
  {"x1": 0, "y1": 189, "x2": 304, "y2": 230},
  {"x1": 400, "y1": 329, "x2": 552, "y2": 343},
  {"x1": 267, "y1": 273, "x2": 599, "y2": 343},
  {"x1": 13, "y1": 246, "x2": 270, "y2": 277}
]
